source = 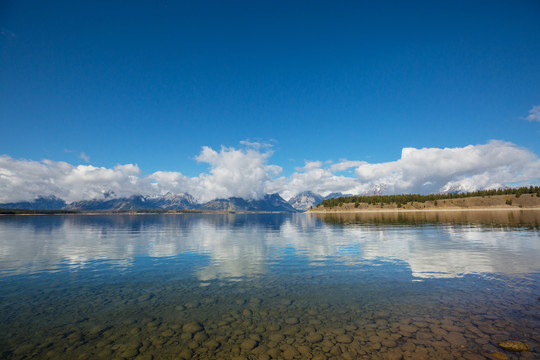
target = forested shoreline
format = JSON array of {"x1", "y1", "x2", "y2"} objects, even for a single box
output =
[{"x1": 317, "y1": 186, "x2": 540, "y2": 209}]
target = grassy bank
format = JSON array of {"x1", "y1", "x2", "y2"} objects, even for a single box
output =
[{"x1": 309, "y1": 193, "x2": 540, "y2": 212}]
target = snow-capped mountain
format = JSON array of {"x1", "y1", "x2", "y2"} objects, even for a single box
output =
[
  {"x1": 199, "y1": 193, "x2": 297, "y2": 212},
  {"x1": 287, "y1": 191, "x2": 324, "y2": 211},
  {"x1": 368, "y1": 184, "x2": 388, "y2": 195},
  {"x1": 1, "y1": 193, "x2": 297, "y2": 212},
  {"x1": 145, "y1": 192, "x2": 197, "y2": 209},
  {"x1": 65, "y1": 193, "x2": 197, "y2": 210}
]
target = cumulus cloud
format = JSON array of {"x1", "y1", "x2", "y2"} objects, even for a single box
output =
[
  {"x1": 354, "y1": 140, "x2": 540, "y2": 194},
  {"x1": 193, "y1": 144, "x2": 282, "y2": 202},
  {"x1": 0, "y1": 140, "x2": 539, "y2": 203},
  {"x1": 276, "y1": 161, "x2": 366, "y2": 200},
  {"x1": 0, "y1": 156, "x2": 148, "y2": 203},
  {"x1": 525, "y1": 105, "x2": 540, "y2": 122},
  {"x1": 0, "y1": 143, "x2": 283, "y2": 203}
]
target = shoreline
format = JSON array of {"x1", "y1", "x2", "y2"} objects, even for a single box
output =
[
  {"x1": 0, "y1": 210, "x2": 298, "y2": 216},
  {"x1": 3, "y1": 208, "x2": 540, "y2": 216},
  {"x1": 308, "y1": 207, "x2": 540, "y2": 214}
]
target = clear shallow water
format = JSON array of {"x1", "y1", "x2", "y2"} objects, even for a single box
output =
[{"x1": 0, "y1": 211, "x2": 539, "y2": 360}]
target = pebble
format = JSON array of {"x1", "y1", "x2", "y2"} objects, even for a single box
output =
[
  {"x1": 182, "y1": 322, "x2": 204, "y2": 333},
  {"x1": 267, "y1": 324, "x2": 280, "y2": 331},
  {"x1": 285, "y1": 317, "x2": 299, "y2": 325},
  {"x1": 160, "y1": 329, "x2": 174, "y2": 337},
  {"x1": 335, "y1": 334, "x2": 353, "y2": 343},
  {"x1": 13, "y1": 344, "x2": 34, "y2": 355},
  {"x1": 117, "y1": 342, "x2": 140, "y2": 358},
  {"x1": 444, "y1": 332, "x2": 467, "y2": 346},
  {"x1": 282, "y1": 326, "x2": 299, "y2": 336},
  {"x1": 120, "y1": 348, "x2": 140, "y2": 358},
  {"x1": 180, "y1": 333, "x2": 192, "y2": 341},
  {"x1": 305, "y1": 333, "x2": 323, "y2": 343},
  {"x1": 269, "y1": 334, "x2": 284, "y2": 342},
  {"x1": 281, "y1": 345, "x2": 300, "y2": 359},
  {"x1": 489, "y1": 352, "x2": 509, "y2": 360},
  {"x1": 381, "y1": 338, "x2": 397, "y2": 347},
  {"x1": 297, "y1": 345, "x2": 311, "y2": 355},
  {"x1": 203, "y1": 339, "x2": 220, "y2": 350},
  {"x1": 383, "y1": 349, "x2": 403, "y2": 360},
  {"x1": 399, "y1": 324, "x2": 417, "y2": 333},
  {"x1": 240, "y1": 339, "x2": 258, "y2": 351},
  {"x1": 134, "y1": 354, "x2": 153, "y2": 360},
  {"x1": 267, "y1": 348, "x2": 281, "y2": 358},
  {"x1": 193, "y1": 331, "x2": 208, "y2": 342},
  {"x1": 497, "y1": 341, "x2": 531, "y2": 352},
  {"x1": 177, "y1": 349, "x2": 193, "y2": 359}
]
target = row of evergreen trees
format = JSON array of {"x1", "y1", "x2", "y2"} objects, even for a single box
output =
[{"x1": 318, "y1": 186, "x2": 540, "y2": 209}]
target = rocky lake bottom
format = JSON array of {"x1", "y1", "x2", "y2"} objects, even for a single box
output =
[{"x1": 0, "y1": 212, "x2": 539, "y2": 359}]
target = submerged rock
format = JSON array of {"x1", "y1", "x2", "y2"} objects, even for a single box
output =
[
  {"x1": 335, "y1": 334, "x2": 353, "y2": 343},
  {"x1": 183, "y1": 322, "x2": 204, "y2": 334},
  {"x1": 269, "y1": 333, "x2": 284, "y2": 342},
  {"x1": 489, "y1": 352, "x2": 509, "y2": 360},
  {"x1": 285, "y1": 317, "x2": 299, "y2": 325},
  {"x1": 240, "y1": 339, "x2": 258, "y2": 351},
  {"x1": 497, "y1": 341, "x2": 530, "y2": 352},
  {"x1": 305, "y1": 333, "x2": 323, "y2": 343}
]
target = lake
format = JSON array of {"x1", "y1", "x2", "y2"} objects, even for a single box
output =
[{"x1": 0, "y1": 211, "x2": 539, "y2": 359}]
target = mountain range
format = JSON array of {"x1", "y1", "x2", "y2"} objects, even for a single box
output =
[
  {"x1": 0, "y1": 191, "x2": 357, "y2": 212},
  {"x1": 64, "y1": 193, "x2": 197, "y2": 211},
  {"x1": 0, "y1": 193, "x2": 298, "y2": 212},
  {"x1": 199, "y1": 194, "x2": 296, "y2": 212}
]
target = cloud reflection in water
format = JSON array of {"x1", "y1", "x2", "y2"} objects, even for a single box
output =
[{"x1": 0, "y1": 211, "x2": 538, "y2": 280}]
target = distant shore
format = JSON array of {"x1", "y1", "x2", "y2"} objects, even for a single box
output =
[
  {"x1": 308, "y1": 194, "x2": 540, "y2": 213},
  {"x1": 309, "y1": 207, "x2": 540, "y2": 213},
  {"x1": 0, "y1": 209, "x2": 297, "y2": 215}
]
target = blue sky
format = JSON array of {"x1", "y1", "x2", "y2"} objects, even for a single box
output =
[{"x1": 1, "y1": 1, "x2": 539, "y2": 202}]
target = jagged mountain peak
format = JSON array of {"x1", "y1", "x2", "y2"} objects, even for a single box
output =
[
  {"x1": 200, "y1": 193, "x2": 297, "y2": 212},
  {"x1": 368, "y1": 184, "x2": 387, "y2": 195},
  {"x1": 288, "y1": 191, "x2": 324, "y2": 211}
]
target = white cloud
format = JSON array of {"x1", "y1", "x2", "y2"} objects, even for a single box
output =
[
  {"x1": 330, "y1": 160, "x2": 367, "y2": 172},
  {"x1": 0, "y1": 156, "x2": 150, "y2": 203},
  {"x1": 79, "y1": 152, "x2": 90, "y2": 162},
  {"x1": 525, "y1": 105, "x2": 540, "y2": 122},
  {"x1": 0, "y1": 140, "x2": 539, "y2": 204},
  {"x1": 354, "y1": 140, "x2": 540, "y2": 194},
  {"x1": 295, "y1": 160, "x2": 323, "y2": 172},
  {"x1": 277, "y1": 164, "x2": 365, "y2": 201},
  {"x1": 194, "y1": 145, "x2": 282, "y2": 202}
]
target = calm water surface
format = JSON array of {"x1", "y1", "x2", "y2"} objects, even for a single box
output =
[{"x1": 0, "y1": 211, "x2": 539, "y2": 359}]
